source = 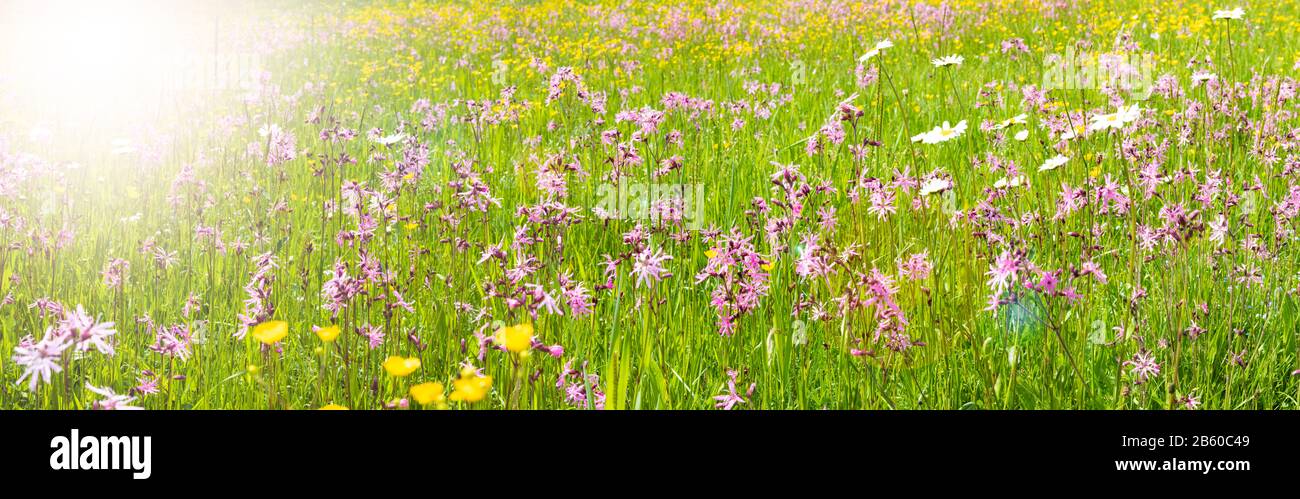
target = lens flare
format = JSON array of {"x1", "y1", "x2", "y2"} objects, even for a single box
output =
[{"x1": 0, "y1": 0, "x2": 254, "y2": 156}]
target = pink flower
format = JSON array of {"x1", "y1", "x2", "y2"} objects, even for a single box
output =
[
  {"x1": 148, "y1": 323, "x2": 193, "y2": 361},
  {"x1": 1078, "y1": 260, "x2": 1108, "y2": 284},
  {"x1": 630, "y1": 246, "x2": 673, "y2": 288},
  {"x1": 12, "y1": 330, "x2": 71, "y2": 391},
  {"x1": 985, "y1": 249, "x2": 1023, "y2": 293},
  {"x1": 556, "y1": 360, "x2": 606, "y2": 409},
  {"x1": 1123, "y1": 350, "x2": 1161, "y2": 385},
  {"x1": 133, "y1": 372, "x2": 160, "y2": 396},
  {"x1": 61, "y1": 305, "x2": 116, "y2": 356},
  {"x1": 1208, "y1": 215, "x2": 1228, "y2": 246},
  {"x1": 101, "y1": 258, "x2": 129, "y2": 289},
  {"x1": 1177, "y1": 392, "x2": 1200, "y2": 410},
  {"x1": 898, "y1": 250, "x2": 933, "y2": 280},
  {"x1": 713, "y1": 369, "x2": 749, "y2": 410},
  {"x1": 359, "y1": 324, "x2": 385, "y2": 349},
  {"x1": 86, "y1": 383, "x2": 143, "y2": 410}
]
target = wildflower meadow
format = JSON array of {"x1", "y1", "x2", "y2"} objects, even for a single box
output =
[{"x1": 2, "y1": 0, "x2": 1299, "y2": 411}]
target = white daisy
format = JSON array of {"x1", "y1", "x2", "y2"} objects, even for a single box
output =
[
  {"x1": 373, "y1": 133, "x2": 407, "y2": 145},
  {"x1": 1118, "y1": 103, "x2": 1142, "y2": 123},
  {"x1": 1212, "y1": 8, "x2": 1244, "y2": 20},
  {"x1": 918, "y1": 177, "x2": 953, "y2": 196},
  {"x1": 858, "y1": 39, "x2": 894, "y2": 63},
  {"x1": 919, "y1": 120, "x2": 967, "y2": 144},
  {"x1": 1088, "y1": 112, "x2": 1125, "y2": 132},
  {"x1": 1014, "y1": 130, "x2": 1029, "y2": 141},
  {"x1": 989, "y1": 113, "x2": 1028, "y2": 131},
  {"x1": 1088, "y1": 104, "x2": 1140, "y2": 132},
  {"x1": 1038, "y1": 154, "x2": 1069, "y2": 172},
  {"x1": 993, "y1": 175, "x2": 1028, "y2": 189},
  {"x1": 931, "y1": 55, "x2": 964, "y2": 68}
]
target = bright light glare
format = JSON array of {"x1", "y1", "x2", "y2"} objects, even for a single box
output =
[{"x1": 0, "y1": 1, "x2": 242, "y2": 140}]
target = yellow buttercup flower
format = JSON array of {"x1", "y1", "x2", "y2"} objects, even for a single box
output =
[
  {"x1": 382, "y1": 355, "x2": 422, "y2": 377},
  {"x1": 494, "y1": 323, "x2": 534, "y2": 353},
  {"x1": 252, "y1": 320, "x2": 288, "y2": 345},
  {"x1": 409, "y1": 382, "x2": 446, "y2": 406},
  {"x1": 449, "y1": 367, "x2": 492, "y2": 403},
  {"x1": 705, "y1": 249, "x2": 718, "y2": 259},
  {"x1": 319, "y1": 403, "x2": 349, "y2": 410},
  {"x1": 315, "y1": 325, "x2": 341, "y2": 343}
]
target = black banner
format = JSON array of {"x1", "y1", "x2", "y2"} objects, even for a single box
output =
[{"x1": 0, "y1": 410, "x2": 1293, "y2": 488}]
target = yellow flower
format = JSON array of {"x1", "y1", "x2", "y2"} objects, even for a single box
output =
[
  {"x1": 494, "y1": 323, "x2": 534, "y2": 353},
  {"x1": 705, "y1": 249, "x2": 718, "y2": 259},
  {"x1": 761, "y1": 261, "x2": 774, "y2": 271},
  {"x1": 251, "y1": 320, "x2": 289, "y2": 345},
  {"x1": 315, "y1": 325, "x2": 341, "y2": 343},
  {"x1": 319, "y1": 403, "x2": 349, "y2": 410},
  {"x1": 449, "y1": 367, "x2": 493, "y2": 403},
  {"x1": 409, "y1": 382, "x2": 445, "y2": 405},
  {"x1": 382, "y1": 356, "x2": 422, "y2": 377}
]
